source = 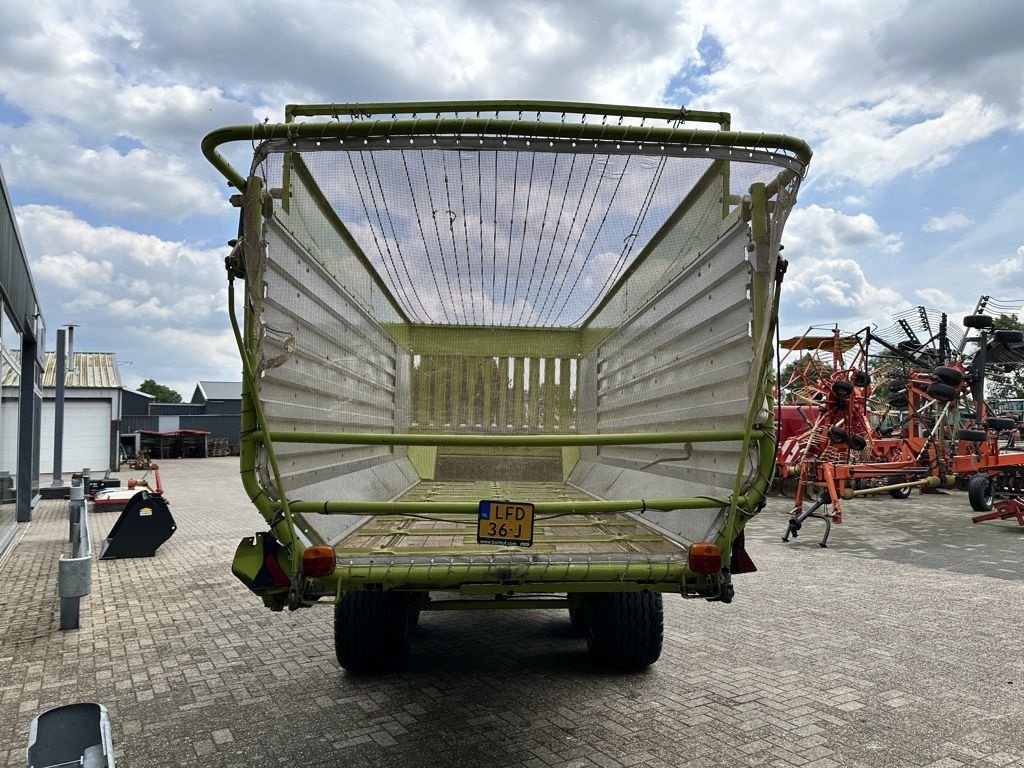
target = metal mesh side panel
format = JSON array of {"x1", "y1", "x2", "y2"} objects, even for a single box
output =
[
  {"x1": 569, "y1": 222, "x2": 756, "y2": 542},
  {"x1": 246, "y1": 134, "x2": 792, "y2": 532},
  {"x1": 259, "y1": 217, "x2": 416, "y2": 542}
]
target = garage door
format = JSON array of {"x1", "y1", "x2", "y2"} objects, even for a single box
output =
[{"x1": 41, "y1": 400, "x2": 112, "y2": 473}]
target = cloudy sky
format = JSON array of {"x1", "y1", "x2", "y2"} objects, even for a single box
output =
[{"x1": 1, "y1": 0, "x2": 1022, "y2": 395}]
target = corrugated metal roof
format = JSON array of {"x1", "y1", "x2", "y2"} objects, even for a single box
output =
[
  {"x1": 196, "y1": 380, "x2": 241, "y2": 401},
  {"x1": 41, "y1": 352, "x2": 122, "y2": 388}
]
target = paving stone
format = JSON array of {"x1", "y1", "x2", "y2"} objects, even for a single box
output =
[{"x1": 0, "y1": 459, "x2": 1023, "y2": 766}]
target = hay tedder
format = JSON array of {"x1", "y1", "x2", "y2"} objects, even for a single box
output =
[
  {"x1": 202, "y1": 100, "x2": 810, "y2": 671},
  {"x1": 777, "y1": 300, "x2": 1024, "y2": 546}
]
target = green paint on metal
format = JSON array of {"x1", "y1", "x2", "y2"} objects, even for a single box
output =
[
  {"x1": 201, "y1": 114, "x2": 811, "y2": 195},
  {"x1": 257, "y1": 428, "x2": 764, "y2": 447},
  {"x1": 285, "y1": 100, "x2": 731, "y2": 128},
  {"x1": 497, "y1": 356, "x2": 510, "y2": 429},
  {"x1": 528, "y1": 359, "x2": 540, "y2": 430},
  {"x1": 310, "y1": 559, "x2": 698, "y2": 592},
  {"x1": 558, "y1": 358, "x2": 573, "y2": 430},
  {"x1": 406, "y1": 324, "x2": 582, "y2": 357},
  {"x1": 406, "y1": 446, "x2": 437, "y2": 480},
  {"x1": 562, "y1": 446, "x2": 580, "y2": 480},
  {"x1": 543, "y1": 358, "x2": 556, "y2": 431},
  {"x1": 424, "y1": 599, "x2": 572, "y2": 611},
  {"x1": 512, "y1": 358, "x2": 525, "y2": 428},
  {"x1": 458, "y1": 582, "x2": 686, "y2": 596},
  {"x1": 285, "y1": 495, "x2": 737, "y2": 516}
]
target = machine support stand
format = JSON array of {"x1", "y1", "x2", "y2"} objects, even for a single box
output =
[
  {"x1": 973, "y1": 497, "x2": 1024, "y2": 526},
  {"x1": 783, "y1": 498, "x2": 832, "y2": 546}
]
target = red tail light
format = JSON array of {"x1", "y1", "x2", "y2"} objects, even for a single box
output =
[
  {"x1": 302, "y1": 545, "x2": 336, "y2": 578},
  {"x1": 688, "y1": 543, "x2": 722, "y2": 574}
]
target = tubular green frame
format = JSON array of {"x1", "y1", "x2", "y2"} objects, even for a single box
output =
[{"x1": 208, "y1": 101, "x2": 804, "y2": 596}]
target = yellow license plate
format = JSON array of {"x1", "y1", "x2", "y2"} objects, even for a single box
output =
[{"x1": 477, "y1": 500, "x2": 535, "y2": 547}]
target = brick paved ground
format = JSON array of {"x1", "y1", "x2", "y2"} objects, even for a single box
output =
[{"x1": 1, "y1": 458, "x2": 1022, "y2": 767}]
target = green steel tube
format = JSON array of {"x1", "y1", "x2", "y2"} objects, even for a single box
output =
[
  {"x1": 318, "y1": 559, "x2": 694, "y2": 592},
  {"x1": 285, "y1": 100, "x2": 731, "y2": 128},
  {"x1": 202, "y1": 119, "x2": 812, "y2": 192},
  {"x1": 283, "y1": 495, "x2": 736, "y2": 516},
  {"x1": 227, "y1": 182, "x2": 300, "y2": 559},
  {"x1": 258, "y1": 429, "x2": 765, "y2": 447},
  {"x1": 721, "y1": 182, "x2": 780, "y2": 563},
  {"x1": 425, "y1": 599, "x2": 571, "y2": 611}
]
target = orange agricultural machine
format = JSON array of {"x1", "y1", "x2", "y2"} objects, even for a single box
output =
[{"x1": 777, "y1": 299, "x2": 1024, "y2": 545}]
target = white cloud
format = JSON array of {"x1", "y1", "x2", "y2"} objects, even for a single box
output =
[
  {"x1": 982, "y1": 245, "x2": 1024, "y2": 282},
  {"x1": 0, "y1": 122, "x2": 228, "y2": 219},
  {"x1": 922, "y1": 210, "x2": 972, "y2": 232},
  {"x1": 690, "y1": 1, "x2": 1023, "y2": 186},
  {"x1": 784, "y1": 205, "x2": 902, "y2": 259},
  {"x1": 14, "y1": 205, "x2": 233, "y2": 392},
  {"x1": 843, "y1": 195, "x2": 867, "y2": 207},
  {"x1": 915, "y1": 288, "x2": 955, "y2": 307},
  {"x1": 788, "y1": 258, "x2": 904, "y2": 310}
]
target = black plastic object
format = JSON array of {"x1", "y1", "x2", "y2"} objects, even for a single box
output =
[
  {"x1": 994, "y1": 329, "x2": 1024, "y2": 343},
  {"x1": 27, "y1": 702, "x2": 115, "y2": 768},
  {"x1": 831, "y1": 380, "x2": 853, "y2": 397},
  {"x1": 932, "y1": 366, "x2": 963, "y2": 386},
  {"x1": 99, "y1": 490, "x2": 176, "y2": 560},
  {"x1": 963, "y1": 314, "x2": 994, "y2": 329},
  {"x1": 987, "y1": 417, "x2": 1017, "y2": 430},
  {"x1": 72, "y1": 472, "x2": 121, "y2": 496},
  {"x1": 827, "y1": 426, "x2": 849, "y2": 444},
  {"x1": 926, "y1": 382, "x2": 957, "y2": 402}
]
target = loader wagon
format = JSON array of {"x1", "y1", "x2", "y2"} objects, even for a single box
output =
[{"x1": 202, "y1": 100, "x2": 811, "y2": 672}]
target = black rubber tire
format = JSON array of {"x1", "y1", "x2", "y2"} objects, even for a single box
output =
[
  {"x1": 334, "y1": 591, "x2": 415, "y2": 674},
  {"x1": 986, "y1": 417, "x2": 1016, "y2": 431},
  {"x1": 888, "y1": 393, "x2": 909, "y2": 408},
  {"x1": 994, "y1": 329, "x2": 1024, "y2": 343},
  {"x1": 831, "y1": 380, "x2": 853, "y2": 397},
  {"x1": 960, "y1": 411, "x2": 978, "y2": 420},
  {"x1": 932, "y1": 366, "x2": 963, "y2": 386},
  {"x1": 888, "y1": 378, "x2": 907, "y2": 393},
  {"x1": 585, "y1": 591, "x2": 664, "y2": 670},
  {"x1": 926, "y1": 382, "x2": 957, "y2": 402},
  {"x1": 963, "y1": 314, "x2": 994, "y2": 329},
  {"x1": 958, "y1": 429, "x2": 988, "y2": 442},
  {"x1": 967, "y1": 474, "x2": 994, "y2": 512},
  {"x1": 849, "y1": 434, "x2": 867, "y2": 451},
  {"x1": 568, "y1": 607, "x2": 588, "y2": 635},
  {"x1": 888, "y1": 478, "x2": 913, "y2": 499},
  {"x1": 852, "y1": 371, "x2": 871, "y2": 388},
  {"x1": 828, "y1": 426, "x2": 849, "y2": 444}
]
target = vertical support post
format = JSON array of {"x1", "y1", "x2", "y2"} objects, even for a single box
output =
[
  {"x1": 481, "y1": 357, "x2": 493, "y2": 428},
  {"x1": 512, "y1": 358, "x2": 525, "y2": 429},
  {"x1": 559, "y1": 358, "x2": 572, "y2": 432},
  {"x1": 433, "y1": 358, "x2": 447, "y2": 428},
  {"x1": 528, "y1": 357, "x2": 541, "y2": 430},
  {"x1": 51, "y1": 329, "x2": 66, "y2": 487},
  {"x1": 17, "y1": 329, "x2": 37, "y2": 522},
  {"x1": 543, "y1": 358, "x2": 556, "y2": 431},
  {"x1": 497, "y1": 357, "x2": 509, "y2": 429},
  {"x1": 415, "y1": 358, "x2": 429, "y2": 428},
  {"x1": 449, "y1": 357, "x2": 463, "y2": 428}
]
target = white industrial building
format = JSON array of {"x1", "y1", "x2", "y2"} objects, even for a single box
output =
[{"x1": 2, "y1": 352, "x2": 122, "y2": 474}]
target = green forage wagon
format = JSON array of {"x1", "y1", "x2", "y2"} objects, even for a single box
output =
[{"x1": 203, "y1": 101, "x2": 810, "y2": 672}]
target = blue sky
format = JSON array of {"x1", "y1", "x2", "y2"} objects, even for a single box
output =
[{"x1": 0, "y1": 0, "x2": 1022, "y2": 394}]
